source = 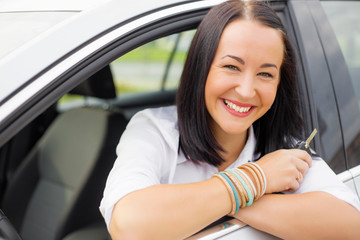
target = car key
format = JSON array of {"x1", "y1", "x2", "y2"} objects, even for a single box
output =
[{"x1": 297, "y1": 128, "x2": 317, "y2": 155}]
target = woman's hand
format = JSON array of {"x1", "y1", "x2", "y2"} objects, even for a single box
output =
[{"x1": 255, "y1": 149, "x2": 312, "y2": 193}]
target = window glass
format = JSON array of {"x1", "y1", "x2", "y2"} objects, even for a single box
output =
[
  {"x1": 58, "y1": 30, "x2": 195, "y2": 110},
  {"x1": 110, "y1": 30, "x2": 195, "y2": 96},
  {"x1": 322, "y1": 1, "x2": 360, "y2": 168}
]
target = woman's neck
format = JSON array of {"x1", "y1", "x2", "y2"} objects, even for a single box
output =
[{"x1": 215, "y1": 130, "x2": 248, "y2": 171}]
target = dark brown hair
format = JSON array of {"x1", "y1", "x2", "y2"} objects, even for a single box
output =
[{"x1": 176, "y1": 0, "x2": 303, "y2": 166}]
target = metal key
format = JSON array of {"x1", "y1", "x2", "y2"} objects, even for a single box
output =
[{"x1": 297, "y1": 128, "x2": 317, "y2": 155}]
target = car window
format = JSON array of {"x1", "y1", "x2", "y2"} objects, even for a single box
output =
[
  {"x1": 58, "y1": 30, "x2": 195, "y2": 110},
  {"x1": 110, "y1": 30, "x2": 195, "y2": 97},
  {"x1": 322, "y1": 1, "x2": 360, "y2": 169}
]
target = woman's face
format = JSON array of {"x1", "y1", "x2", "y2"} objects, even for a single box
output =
[{"x1": 205, "y1": 19, "x2": 284, "y2": 139}]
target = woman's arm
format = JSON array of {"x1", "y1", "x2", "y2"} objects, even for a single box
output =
[
  {"x1": 235, "y1": 191, "x2": 360, "y2": 239},
  {"x1": 108, "y1": 149, "x2": 312, "y2": 239},
  {"x1": 108, "y1": 145, "x2": 358, "y2": 239},
  {"x1": 109, "y1": 177, "x2": 231, "y2": 240}
]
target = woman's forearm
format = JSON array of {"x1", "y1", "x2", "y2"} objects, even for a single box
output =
[
  {"x1": 234, "y1": 191, "x2": 360, "y2": 239},
  {"x1": 109, "y1": 177, "x2": 231, "y2": 240}
]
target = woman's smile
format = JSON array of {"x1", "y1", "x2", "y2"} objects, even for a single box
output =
[{"x1": 223, "y1": 99, "x2": 255, "y2": 117}]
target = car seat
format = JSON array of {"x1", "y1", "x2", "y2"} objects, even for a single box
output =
[{"x1": 1, "y1": 66, "x2": 127, "y2": 240}]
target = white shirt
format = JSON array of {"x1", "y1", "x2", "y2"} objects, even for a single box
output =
[{"x1": 99, "y1": 106, "x2": 360, "y2": 228}]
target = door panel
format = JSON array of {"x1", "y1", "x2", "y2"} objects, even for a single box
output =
[{"x1": 288, "y1": 0, "x2": 346, "y2": 173}]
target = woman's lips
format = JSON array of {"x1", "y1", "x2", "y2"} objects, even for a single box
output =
[{"x1": 223, "y1": 99, "x2": 255, "y2": 117}]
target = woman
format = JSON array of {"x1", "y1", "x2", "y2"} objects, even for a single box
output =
[{"x1": 100, "y1": 0, "x2": 360, "y2": 239}]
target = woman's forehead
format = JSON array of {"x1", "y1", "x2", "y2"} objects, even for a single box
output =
[{"x1": 215, "y1": 19, "x2": 284, "y2": 66}]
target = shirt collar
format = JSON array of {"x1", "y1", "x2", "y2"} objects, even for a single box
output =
[{"x1": 177, "y1": 126, "x2": 257, "y2": 166}]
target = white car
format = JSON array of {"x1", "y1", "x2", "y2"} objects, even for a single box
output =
[{"x1": 0, "y1": 0, "x2": 359, "y2": 239}]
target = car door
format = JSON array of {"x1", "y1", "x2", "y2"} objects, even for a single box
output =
[
  {"x1": 288, "y1": 0, "x2": 360, "y2": 199},
  {"x1": 318, "y1": 0, "x2": 360, "y2": 198}
]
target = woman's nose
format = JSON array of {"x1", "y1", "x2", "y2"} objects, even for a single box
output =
[{"x1": 234, "y1": 75, "x2": 256, "y2": 99}]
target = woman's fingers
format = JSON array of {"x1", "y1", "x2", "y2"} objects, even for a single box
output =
[
  {"x1": 292, "y1": 149, "x2": 312, "y2": 168},
  {"x1": 296, "y1": 157, "x2": 309, "y2": 182},
  {"x1": 293, "y1": 149, "x2": 312, "y2": 186},
  {"x1": 296, "y1": 171, "x2": 304, "y2": 183},
  {"x1": 256, "y1": 149, "x2": 312, "y2": 193}
]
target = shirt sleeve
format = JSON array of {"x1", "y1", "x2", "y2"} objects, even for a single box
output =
[
  {"x1": 99, "y1": 110, "x2": 173, "y2": 229},
  {"x1": 286, "y1": 156, "x2": 360, "y2": 211}
]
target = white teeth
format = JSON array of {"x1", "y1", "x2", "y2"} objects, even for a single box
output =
[{"x1": 224, "y1": 100, "x2": 251, "y2": 113}]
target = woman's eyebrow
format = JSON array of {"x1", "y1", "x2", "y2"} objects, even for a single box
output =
[
  {"x1": 260, "y1": 63, "x2": 278, "y2": 69},
  {"x1": 222, "y1": 55, "x2": 245, "y2": 65},
  {"x1": 222, "y1": 55, "x2": 278, "y2": 70}
]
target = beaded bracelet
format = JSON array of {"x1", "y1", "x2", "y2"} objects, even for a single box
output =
[
  {"x1": 239, "y1": 164, "x2": 262, "y2": 200},
  {"x1": 213, "y1": 173, "x2": 237, "y2": 215},
  {"x1": 236, "y1": 168, "x2": 257, "y2": 197},
  {"x1": 244, "y1": 163, "x2": 265, "y2": 198},
  {"x1": 233, "y1": 169, "x2": 253, "y2": 205},
  {"x1": 223, "y1": 170, "x2": 246, "y2": 209},
  {"x1": 218, "y1": 172, "x2": 240, "y2": 214},
  {"x1": 227, "y1": 169, "x2": 253, "y2": 207},
  {"x1": 250, "y1": 162, "x2": 267, "y2": 195},
  {"x1": 214, "y1": 162, "x2": 267, "y2": 215}
]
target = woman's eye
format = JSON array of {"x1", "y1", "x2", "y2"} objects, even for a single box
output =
[
  {"x1": 258, "y1": 72, "x2": 273, "y2": 78},
  {"x1": 224, "y1": 65, "x2": 238, "y2": 71}
]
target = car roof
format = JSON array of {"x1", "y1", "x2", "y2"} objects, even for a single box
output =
[{"x1": 0, "y1": 0, "x2": 118, "y2": 12}]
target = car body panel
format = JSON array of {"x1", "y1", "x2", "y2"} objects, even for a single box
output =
[{"x1": 0, "y1": 0, "x2": 107, "y2": 11}]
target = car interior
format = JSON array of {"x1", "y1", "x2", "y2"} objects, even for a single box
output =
[
  {"x1": 0, "y1": 26, "x2": 188, "y2": 240},
  {"x1": 0, "y1": 66, "x2": 132, "y2": 239}
]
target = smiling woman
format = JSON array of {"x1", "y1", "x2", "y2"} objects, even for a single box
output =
[
  {"x1": 204, "y1": 20, "x2": 283, "y2": 167},
  {"x1": 100, "y1": 0, "x2": 360, "y2": 239}
]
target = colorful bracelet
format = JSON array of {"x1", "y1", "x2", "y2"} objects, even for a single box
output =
[
  {"x1": 214, "y1": 173, "x2": 237, "y2": 215},
  {"x1": 227, "y1": 169, "x2": 253, "y2": 207},
  {"x1": 223, "y1": 170, "x2": 246, "y2": 209},
  {"x1": 236, "y1": 168, "x2": 257, "y2": 197},
  {"x1": 218, "y1": 172, "x2": 240, "y2": 214},
  {"x1": 214, "y1": 162, "x2": 267, "y2": 215},
  {"x1": 245, "y1": 163, "x2": 265, "y2": 198},
  {"x1": 239, "y1": 164, "x2": 262, "y2": 200},
  {"x1": 250, "y1": 162, "x2": 267, "y2": 195}
]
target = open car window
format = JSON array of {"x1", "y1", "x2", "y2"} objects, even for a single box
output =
[{"x1": 111, "y1": 30, "x2": 195, "y2": 96}]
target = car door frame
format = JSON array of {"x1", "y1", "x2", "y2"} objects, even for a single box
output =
[
  {"x1": 289, "y1": 0, "x2": 360, "y2": 199},
  {"x1": 309, "y1": 0, "x2": 360, "y2": 198}
]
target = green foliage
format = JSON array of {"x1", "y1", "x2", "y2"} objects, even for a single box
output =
[
  {"x1": 115, "y1": 37, "x2": 188, "y2": 63},
  {"x1": 115, "y1": 83, "x2": 154, "y2": 93},
  {"x1": 58, "y1": 94, "x2": 83, "y2": 103}
]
